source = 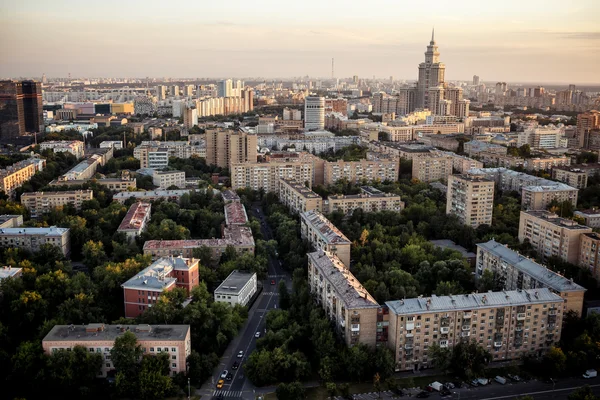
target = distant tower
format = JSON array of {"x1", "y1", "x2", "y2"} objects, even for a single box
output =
[
  {"x1": 42, "y1": 73, "x2": 47, "y2": 84},
  {"x1": 331, "y1": 58, "x2": 334, "y2": 80}
]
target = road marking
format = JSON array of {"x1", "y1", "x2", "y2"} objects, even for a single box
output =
[
  {"x1": 480, "y1": 383, "x2": 600, "y2": 399},
  {"x1": 212, "y1": 389, "x2": 242, "y2": 398},
  {"x1": 261, "y1": 292, "x2": 279, "y2": 296}
]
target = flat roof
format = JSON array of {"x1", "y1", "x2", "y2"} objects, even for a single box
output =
[
  {"x1": 280, "y1": 179, "x2": 321, "y2": 199},
  {"x1": 113, "y1": 189, "x2": 193, "y2": 200},
  {"x1": 575, "y1": 209, "x2": 600, "y2": 217},
  {"x1": 430, "y1": 239, "x2": 476, "y2": 259},
  {"x1": 0, "y1": 215, "x2": 23, "y2": 224},
  {"x1": 308, "y1": 251, "x2": 379, "y2": 309},
  {"x1": 224, "y1": 202, "x2": 248, "y2": 225},
  {"x1": 221, "y1": 190, "x2": 240, "y2": 202},
  {"x1": 522, "y1": 210, "x2": 592, "y2": 230},
  {"x1": 121, "y1": 257, "x2": 197, "y2": 291},
  {"x1": 0, "y1": 266, "x2": 22, "y2": 279},
  {"x1": 387, "y1": 288, "x2": 563, "y2": 316},
  {"x1": 214, "y1": 270, "x2": 256, "y2": 294},
  {"x1": 0, "y1": 226, "x2": 68, "y2": 236},
  {"x1": 143, "y1": 226, "x2": 255, "y2": 250},
  {"x1": 21, "y1": 190, "x2": 93, "y2": 198},
  {"x1": 153, "y1": 170, "x2": 184, "y2": 176},
  {"x1": 477, "y1": 239, "x2": 585, "y2": 292},
  {"x1": 43, "y1": 324, "x2": 190, "y2": 343},
  {"x1": 301, "y1": 210, "x2": 351, "y2": 245},
  {"x1": 118, "y1": 202, "x2": 151, "y2": 232}
]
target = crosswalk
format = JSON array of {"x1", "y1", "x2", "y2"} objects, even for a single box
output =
[
  {"x1": 261, "y1": 292, "x2": 279, "y2": 296},
  {"x1": 212, "y1": 390, "x2": 242, "y2": 398}
]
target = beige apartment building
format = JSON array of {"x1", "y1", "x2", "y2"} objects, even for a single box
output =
[
  {"x1": 0, "y1": 159, "x2": 41, "y2": 198},
  {"x1": 278, "y1": 179, "x2": 323, "y2": 214},
  {"x1": 552, "y1": 166, "x2": 589, "y2": 189},
  {"x1": 477, "y1": 239, "x2": 585, "y2": 316},
  {"x1": 412, "y1": 154, "x2": 453, "y2": 183},
  {"x1": 443, "y1": 152, "x2": 483, "y2": 174},
  {"x1": 526, "y1": 156, "x2": 570, "y2": 172},
  {"x1": 324, "y1": 186, "x2": 404, "y2": 215},
  {"x1": 39, "y1": 140, "x2": 85, "y2": 159},
  {"x1": 579, "y1": 232, "x2": 600, "y2": 284},
  {"x1": 518, "y1": 210, "x2": 592, "y2": 265},
  {"x1": 49, "y1": 176, "x2": 137, "y2": 191},
  {"x1": 381, "y1": 125, "x2": 414, "y2": 142},
  {"x1": 323, "y1": 159, "x2": 399, "y2": 186},
  {"x1": 446, "y1": 174, "x2": 495, "y2": 228},
  {"x1": 230, "y1": 156, "x2": 314, "y2": 193},
  {"x1": 308, "y1": 251, "x2": 379, "y2": 347},
  {"x1": 0, "y1": 227, "x2": 70, "y2": 256},
  {"x1": 478, "y1": 152, "x2": 526, "y2": 169},
  {"x1": 42, "y1": 324, "x2": 191, "y2": 377},
  {"x1": 386, "y1": 288, "x2": 564, "y2": 371},
  {"x1": 574, "y1": 209, "x2": 600, "y2": 228},
  {"x1": 205, "y1": 129, "x2": 257, "y2": 168},
  {"x1": 21, "y1": 190, "x2": 94, "y2": 218},
  {"x1": 300, "y1": 210, "x2": 351, "y2": 268}
]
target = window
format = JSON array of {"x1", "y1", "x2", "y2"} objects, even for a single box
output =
[
  {"x1": 142, "y1": 348, "x2": 147, "y2": 353},
  {"x1": 164, "y1": 347, "x2": 168, "y2": 352},
  {"x1": 171, "y1": 348, "x2": 176, "y2": 352},
  {"x1": 104, "y1": 348, "x2": 110, "y2": 352},
  {"x1": 89, "y1": 348, "x2": 94, "y2": 353},
  {"x1": 172, "y1": 355, "x2": 177, "y2": 360},
  {"x1": 150, "y1": 347, "x2": 154, "y2": 352},
  {"x1": 106, "y1": 363, "x2": 111, "y2": 368},
  {"x1": 157, "y1": 348, "x2": 161, "y2": 352}
]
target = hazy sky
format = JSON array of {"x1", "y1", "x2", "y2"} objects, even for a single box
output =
[{"x1": 1, "y1": 0, "x2": 599, "y2": 83}]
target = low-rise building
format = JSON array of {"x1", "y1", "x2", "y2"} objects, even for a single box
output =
[
  {"x1": 214, "y1": 270, "x2": 257, "y2": 306},
  {"x1": 21, "y1": 190, "x2": 94, "y2": 218},
  {"x1": 42, "y1": 323, "x2": 191, "y2": 377},
  {"x1": 278, "y1": 179, "x2": 323, "y2": 214},
  {"x1": 222, "y1": 190, "x2": 240, "y2": 204},
  {"x1": 0, "y1": 226, "x2": 70, "y2": 256},
  {"x1": 40, "y1": 140, "x2": 85, "y2": 159},
  {"x1": 121, "y1": 257, "x2": 200, "y2": 318},
  {"x1": 99, "y1": 141, "x2": 123, "y2": 149},
  {"x1": 579, "y1": 232, "x2": 600, "y2": 284},
  {"x1": 0, "y1": 214, "x2": 24, "y2": 228},
  {"x1": 113, "y1": 189, "x2": 193, "y2": 204},
  {"x1": 308, "y1": 251, "x2": 379, "y2": 347},
  {"x1": 386, "y1": 288, "x2": 564, "y2": 371},
  {"x1": 574, "y1": 209, "x2": 600, "y2": 228},
  {"x1": 152, "y1": 170, "x2": 185, "y2": 189},
  {"x1": 0, "y1": 265, "x2": 23, "y2": 281},
  {"x1": 324, "y1": 186, "x2": 404, "y2": 215},
  {"x1": 117, "y1": 202, "x2": 151, "y2": 241},
  {"x1": 49, "y1": 176, "x2": 137, "y2": 191},
  {"x1": 224, "y1": 201, "x2": 248, "y2": 226},
  {"x1": 59, "y1": 157, "x2": 101, "y2": 181},
  {"x1": 518, "y1": 210, "x2": 592, "y2": 265},
  {"x1": 464, "y1": 140, "x2": 507, "y2": 156},
  {"x1": 367, "y1": 141, "x2": 435, "y2": 161},
  {"x1": 552, "y1": 166, "x2": 589, "y2": 189},
  {"x1": 477, "y1": 239, "x2": 586, "y2": 316},
  {"x1": 300, "y1": 210, "x2": 351, "y2": 268},
  {"x1": 525, "y1": 156, "x2": 570, "y2": 172}
]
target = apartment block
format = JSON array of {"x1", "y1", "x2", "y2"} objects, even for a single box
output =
[
  {"x1": 518, "y1": 210, "x2": 592, "y2": 264},
  {"x1": 446, "y1": 174, "x2": 495, "y2": 228},
  {"x1": 0, "y1": 214, "x2": 23, "y2": 228},
  {"x1": 224, "y1": 201, "x2": 248, "y2": 226},
  {"x1": 324, "y1": 186, "x2": 404, "y2": 215},
  {"x1": 205, "y1": 129, "x2": 257, "y2": 168},
  {"x1": 0, "y1": 158, "x2": 44, "y2": 198},
  {"x1": 117, "y1": 202, "x2": 151, "y2": 241},
  {"x1": 49, "y1": 176, "x2": 137, "y2": 191},
  {"x1": 367, "y1": 141, "x2": 435, "y2": 161},
  {"x1": 300, "y1": 210, "x2": 351, "y2": 268},
  {"x1": 412, "y1": 154, "x2": 453, "y2": 183},
  {"x1": 59, "y1": 157, "x2": 101, "y2": 181},
  {"x1": 552, "y1": 166, "x2": 588, "y2": 189},
  {"x1": 386, "y1": 288, "x2": 564, "y2": 371},
  {"x1": 0, "y1": 265, "x2": 22, "y2": 282},
  {"x1": 476, "y1": 239, "x2": 585, "y2": 316},
  {"x1": 525, "y1": 156, "x2": 570, "y2": 172},
  {"x1": 323, "y1": 159, "x2": 398, "y2": 186},
  {"x1": 21, "y1": 190, "x2": 93, "y2": 218},
  {"x1": 42, "y1": 324, "x2": 191, "y2": 377},
  {"x1": 441, "y1": 152, "x2": 483, "y2": 174},
  {"x1": 464, "y1": 140, "x2": 507, "y2": 156},
  {"x1": 113, "y1": 189, "x2": 193, "y2": 204},
  {"x1": 39, "y1": 140, "x2": 85, "y2": 159},
  {"x1": 278, "y1": 179, "x2": 323, "y2": 214},
  {"x1": 0, "y1": 226, "x2": 70, "y2": 256},
  {"x1": 153, "y1": 170, "x2": 185, "y2": 189},
  {"x1": 230, "y1": 155, "x2": 314, "y2": 193},
  {"x1": 214, "y1": 270, "x2": 257, "y2": 307},
  {"x1": 579, "y1": 232, "x2": 600, "y2": 284},
  {"x1": 308, "y1": 251, "x2": 379, "y2": 347},
  {"x1": 478, "y1": 152, "x2": 526, "y2": 169},
  {"x1": 121, "y1": 256, "x2": 200, "y2": 318},
  {"x1": 574, "y1": 209, "x2": 600, "y2": 228}
]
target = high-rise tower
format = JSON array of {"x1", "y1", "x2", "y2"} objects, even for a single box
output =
[{"x1": 416, "y1": 29, "x2": 446, "y2": 109}]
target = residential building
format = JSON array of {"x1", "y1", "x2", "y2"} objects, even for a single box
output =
[
  {"x1": 446, "y1": 174, "x2": 494, "y2": 228},
  {"x1": 0, "y1": 158, "x2": 44, "y2": 198},
  {"x1": 205, "y1": 129, "x2": 257, "y2": 169},
  {"x1": 99, "y1": 141, "x2": 123, "y2": 149},
  {"x1": 518, "y1": 210, "x2": 592, "y2": 264},
  {"x1": 430, "y1": 239, "x2": 476, "y2": 266},
  {"x1": 525, "y1": 156, "x2": 570, "y2": 172},
  {"x1": 0, "y1": 214, "x2": 23, "y2": 228},
  {"x1": 464, "y1": 140, "x2": 507, "y2": 156},
  {"x1": 304, "y1": 97, "x2": 325, "y2": 130},
  {"x1": 224, "y1": 201, "x2": 249, "y2": 226},
  {"x1": 323, "y1": 159, "x2": 398, "y2": 186},
  {"x1": 300, "y1": 210, "x2": 351, "y2": 268},
  {"x1": 308, "y1": 251, "x2": 379, "y2": 347},
  {"x1": 574, "y1": 209, "x2": 600, "y2": 228},
  {"x1": 278, "y1": 179, "x2": 323, "y2": 214},
  {"x1": 113, "y1": 189, "x2": 194, "y2": 204},
  {"x1": 40, "y1": 140, "x2": 85, "y2": 159},
  {"x1": 412, "y1": 154, "x2": 453, "y2": 183},
  {"x1": 59, "y1": 157, "x2": 101, "y2": 181},
  {"x1": 214, "y1": 270, "x2": 257, "y2": 306},
  {"x1": 121, "y1": 257, "x2": 200, "y2": 318},
  {"x1": 367, "y1": 141, "x2": 434, "y2": 161},
  {"x1": 152, "y1": 170, "x2": 185, "y2": 189},
  {"x1": 117, "y1": 202, "x2": 151, "y2": 241},
  {"x1": 441, "y1": 152, "x2": 484, "y2": 173},
  {"x1": 476, "y1": 239, "x2": 586, "y2": 315},
  {"x1": 183, "y1": 107, "x2": 198, "y2": 129},
  {"x1": 49, "y1": 176, "x2": 137, "y2": 191},
  {"x1": 577, "y1": 110, "x2": 600, "y2": 147},
  {"x1": 230, "y1": 154, "x2": 314, "y2": 193},
  {"x1": 222, "y1": 190, "x2": 241, "y2": 204},
  {"x1": 0, "y1": 226, "x2": 70, "y2": 256},
  {"x1": 386, "y1": 288, "x2": 565, "y2": 371},
  {"x1": 579, "y1": 233, "x2": 600, "y2": 284},
  {"x1": 21, "y1": 190, "x2": 93, "y2": 218},
  {"x1": 324, "y1": 186, "x2": 404, "y2": 215},
  {"x1": 42, "y1": 324, "x2": 191, "y2": 377},
  {"x1": 552, "y1": 166, "x2": 588, "y2": 189},
  {"x1": 0, "y1": 265, "x2": 22, "y2": 281},
  {"x1": 517, "y1": 126, "x2": 565, "y2": 149}
]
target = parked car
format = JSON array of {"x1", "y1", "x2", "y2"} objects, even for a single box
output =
[
  {"x1": 231, "y1": 361, "x2": 239, "y2": 370},
  {"x1": 469, "y1": 379, "x2": 479, "y2": 387},
  {"x1": 495, "y1": 376, "x2": 507, "y2": 385},
  {"x1": 237, "y1": 350, "x2": 244, "y2": 358},
  {"x1": 416, "y1": 392, "x2": 430, "y2": 398},
  {"x1": 216, "y1": 379, "x2": 224, "y2": 389},
  {"x1": 430, "y1": 382, "x2": 444, "y2": 391},
  {"x1": 220, "y1": 370, "x2": 228, "y2": 379},
  {"x1": 507, "y1": 374, "x2": 522, "y2": 382},
  {"x1": 444, "y1": 382, "x2": 455, "y2": 389},
  {"x1": 393, "y1": 388, "x2": 405, "y2": 396},
  {"x1": 584, "y1": 369, "x2": 597, "y2": 379},
  {"x1": 477, "y1": 378, "x2": 489, "y2": 386},
  {"x1": 271, "y1": 279, "x2": 276, "y2": 285}
]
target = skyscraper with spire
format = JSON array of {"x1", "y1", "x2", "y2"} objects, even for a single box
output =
[{"x1": 416, "y1": 28, "x2": 446, "y2": 109}]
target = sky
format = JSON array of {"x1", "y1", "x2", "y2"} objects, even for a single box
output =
[{"x1": 1, "y1": 0, "x2": 599, "y2": 84}]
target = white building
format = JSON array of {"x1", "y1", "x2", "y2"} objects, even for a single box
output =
[
  {"x1": 117, "y1": 202, "x2": 152, "y2": 241},
  {"x1": 99, "y1": 141, "x2": 123, "y2": 150},
  {"x1": 304, "y1": 97, "x2": 325, "y2": 131},
  {"x1": 39, "y1": 140, "x2": 85, "y2": 159},
  {"x1": 214, "y1": 270, "x2": 257, "y2": 306},
  {"x1": 153, "y1": 170, "x2": 186, "y2": 189}
]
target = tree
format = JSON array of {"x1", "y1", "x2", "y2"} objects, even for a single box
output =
[
  {"x1": 278, "y1": 281, "x2": 291, "y2": 310},
  {"x1": 111, "y1": 331, "x2": 142, "y2": 382},
  {"x1": 450, "y1": 340, "x2": 491, "y2": 379},
  {"x1": 542, "y1": 346, "x2": 566, "y2": 378},
  {"x1": 326, "y1": 382, "x2": 337, "y2": 399},
  {"x1": 82, "y1": 240, "x2": 108, "y2": 270},
  {"x1": 276, "y1": 382, "x2": 306, "y2": 400},
  {"x1": 139, "y1": 353, "x2": 174, "y2": 400},
  {"x1": 477, "y1": 269, "x2": 495, "y2": 292},
  {"x1": 428, "y1": 343, "x2": 452, "y2": 373},
  {"x1": 568, "y1": 386, "x2": 600, "y2": 400}
]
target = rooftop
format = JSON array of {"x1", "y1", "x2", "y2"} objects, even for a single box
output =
[
  {"x1": 308, "y1": 250, "x2": 379, "y2": 309},
  {"x1": 575, "y1": 209, "x2": 600, "y2": 217},
  {"x1": 386, "y1": 288, "x2": 563, "y2": 315},
  {"x1": 280, "y1": 179, "x2": 321, "y2": 199},
  {"x1": 221, "y1": 190, "x2": 240, "y2": 202},
  {"x1": 430, "y1": 239, "x2": 476, "y2": 259},
  {"x1": 121, "y1": 257, "x2": 198, "y2": 291},
  {"x1": 118, "y1": 202, "x2": 151, "y2": 232},
  {"x1": 43, "y1": 324, "x2": 190, "y2": 343},
  {"x1": 522, "y1": 210, "x2": 592, "y2": 230},
  {"x1": 113, "y1": 189, "x2": 193, "y2": 200},
  {"x1": 0, "y1": 266, "x2": 22, "y2": 279},
  {"x1": 583, "y1": 232, "x2": 600, "y2": 241},
  {"x1": 143, "y1": 226, "x2": 255, "y2": 251},
  {"x1": 224, "y1": 202, "x2": 248, "y2": 226},
  {"x1": 214, "y1": 270, "x2": 256, "y2": 294},
  {"x1": 0, "y1": 226, "x2": 68, "y2": 236},
  {"x1": 553, "y1": 163, "x2": 600, "y2": 172},
  {"x1": 0, "y1": 215, "x2": 21, "y2": 225},
  {"x1": 21, "y1": 190, "x2": 93, "y2": 198},
  {"x1": 451, "y1": 174, "x2": 494, "y2": 183},
  {"x1": 153, "y1": 170, "x2": 184, "y2": 176},
  {"x1": 301, "y1": 210, "x2": 351, "y2": 245},
  {"x1": 477, "y1": 239, "x2": 585, "y2": 293},
  {"x1": 468, "y1": 167, "x2": 578, "y2": 192}
]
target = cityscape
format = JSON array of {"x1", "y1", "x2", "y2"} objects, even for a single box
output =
[{"x1": 1, "y1": 1, "x2": 600, "y2": 400}]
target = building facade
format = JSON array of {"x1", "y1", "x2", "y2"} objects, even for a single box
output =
[
  {"x1": 231, "y1": 157, "x2": 314, "y2": 193},
  {"x1": 117, "y1": 202, "x2": 151, "y2": 241},
  {"x1": 304, "y1": 97, "x2": 325, "y2": 131},
  {"x1": 446, "y1": 174, "x2": 495, "y2": 228},
  {"x1": 278, "y1": 179, "x2": 323, "y2": 215},
  {"x1": 39, "y1": 140, "x2": 85, "y2": 159},
  {"x1": 21, "y1": 190, "x2": 93, "y2": 218},
  {"x1": 324, "y1": 186, "x2": 404, "y2": 215},
  {"x1": 579, "y1": 233, "x2": 600, "y2": 285},
  {"x1": 300, "y1": 210, "x2": 351, "y2": 268},
  {"x1": 214, "y1": 270, "x2": 257, "y2": 306},
  {"x1": 0, "y1": 226, "x2": 70, "y2": 256},
  {"x1": 412, "y1": 154, "x2": 453, "y2": 183},
  {"x1": 323, "y1": 159, "x2": 398, "y2": 186},
  {"x1": 205, "y1": 129, "x2": 257, "y2": 169},
  {"x1": 152, "y1": 170, "x2": 186, "y2": 189}
]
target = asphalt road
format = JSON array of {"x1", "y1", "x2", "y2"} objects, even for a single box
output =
[{"x1": 209, "y1": 202, "x2": 291, "y2": 399}]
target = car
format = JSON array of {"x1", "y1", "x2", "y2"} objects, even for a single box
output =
[
  {"x1": 231, "y1": 361, "x2": 239, "y2": 370},
  {"x1": 507, "y1": 374, "x2": 522, "y2": 382},
  {"x1": 219, "y1": 370, "x2": 228, "y2": 379},
  {"x1": 416, "y1": 392, "x2": 430, "y2": 398},
  {"x1": 444, "y1": 382, "x2": 455, "y2": 389},
  {"x1": 226, "y1": 372, "x2": 233, "y2": 381},
  {"x1": 469, "y1": 379, "x2": 479, "y2": 387},
  {"x1": 216, "y1": 379, "x2": 224, "y2": 389},
  {"x1": 271, "y1": 279, "x2": 276, "y2": 285},
  {"x1": 255, "y1": 331, "x2": 260, "y2": 338},
  {"x1": 476, "y1": 378, "x2": 489, "y2": 386},
  {"x1": 237, "y1": 350, "x2": 244, "y2": 358}
]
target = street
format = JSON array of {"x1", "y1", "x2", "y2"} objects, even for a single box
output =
[{"x1": 200, "y1": 202, "x2": 292, "y2": 400}]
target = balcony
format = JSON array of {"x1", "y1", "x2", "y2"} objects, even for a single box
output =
[
  {"x1": 405, "y1": 332, "x2": 414, "y2": 338},
  {"x1": 517, "y1": 313, "x2": 526, "y2": 321},
  {"x1": 463, "y1": 312, "x2": 472, "y2": 318},
  {"x1": 549, "y1": 309, "x2": 558, "y2": 316},
  {"x1": 351, "y1": 316, "x2": 360, "y2": 324},
  {"x1": 404, "y1": 343, "x2": 413, "y2": 350},
  {"x1": 439, "y1": 341, "x2": 449, "y2": 348},
  {"x1": 494, "y1": 342, "x2": 502, "y2": 348},
  {"x1": 440, "y1": 327, "x2": 450, "y2": 334},
  {"x1": 462, "y1": 325, "x2": 471, "y2": 331},
  {"x1": 515, "y1": 325, "x2": 524, "y2": 332},
  {"x1": 406, "y1": 322, "x2": 415, "y2": 330},
  {"x1": 461, "y1": 331, "x2": 471, "y2": 337},
  {"x1": 351, "y1": 324, "x2": 360, "y2": 332}
]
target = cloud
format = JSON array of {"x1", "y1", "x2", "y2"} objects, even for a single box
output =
[{"x1": 554, "y1": 31, "x2": 600, "y2": 40}]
